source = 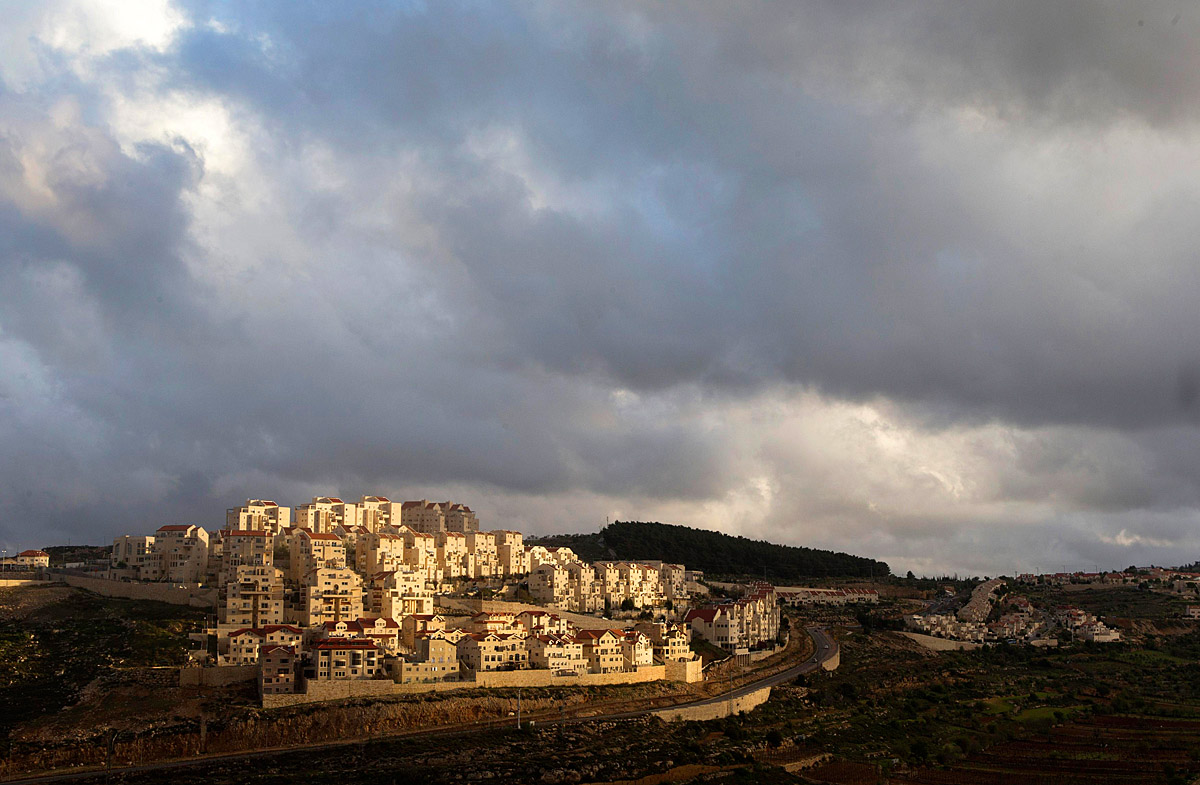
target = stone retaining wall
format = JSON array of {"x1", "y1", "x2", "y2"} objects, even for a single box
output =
[
  {"x1": 652, "y1": 685, "x2": 772, "y2": 722},
  {"x1": 56, "y1": 573, "x2": 217, "y2": 607},
  {"x1": 180, "y1": 665, "x2": 259, "y2": 687}
]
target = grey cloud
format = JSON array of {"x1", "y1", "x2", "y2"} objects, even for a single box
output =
[{"x1": 4, "y1": 2, "x2": 1200, "y2": 577}]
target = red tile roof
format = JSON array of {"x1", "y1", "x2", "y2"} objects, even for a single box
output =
[{"x1": 301, "y1": 531, "x2": 341, "y2": 541}]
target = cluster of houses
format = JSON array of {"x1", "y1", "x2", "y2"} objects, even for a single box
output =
[
  {"x1": 108, "y1": 496, "x2": 726, "y2": 697},
  {"x1": 1054, "y1": 607, "x2": 1121, "y2": 643},
  {"x1": 1016, "y1": 568, "x2": 1200, "y2": 587},
  {"x1": 528, "y1": 557, "x2": 693, "y2": 612},
  {"x1": 907, "y1": 589, "x2": 1121, "y2": 646},
  {"x1": 776, "y1": 587, "x2": 879, "y2": 607},
  {"x1": 244, "y1": 608, "x2": 697, "y2": 695},
  {"x1": 0, "y1": 549, "x2": 50, "y2": 570},
  {"x1": 905, "y1": 613, "x2": 992, "y2": 643},
  {"x1": 683, "y1": 583, "x2": 782, "y2": 654}
]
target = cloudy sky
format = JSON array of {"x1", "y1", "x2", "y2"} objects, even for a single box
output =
[{"x1": 3, "y1": 1, "x2": 1199, "y2": 576}]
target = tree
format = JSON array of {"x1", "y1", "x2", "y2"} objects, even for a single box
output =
[
  {"x1": 765, "y1": 729, "x2": 784, "y2": 748},
  {"x1": 906, "y1": 570, "x2": 915, "y2": 580},
  {"x1": 620, "y1": 598, "x2": 636, "y2": 611}
]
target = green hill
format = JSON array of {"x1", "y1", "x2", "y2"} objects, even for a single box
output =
[{"x1": 531, "y1": 521, "x2": 888, "y2": 579}]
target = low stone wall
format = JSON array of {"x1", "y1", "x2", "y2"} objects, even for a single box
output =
[
  {"x1": 652, "y1": 685, "x2": 772, "y2": 722},
  {"x1": 261, "y1": 679, "x2": 466, "y2": 708},
  {"x1": 260, "y1": 663, "x2": 694, "y2": 708},
  {"x1": 472, "y1": 664, "x2": 665, "y2": 689},
  {"x1": 180, "y1": 665, "x2": 259, "y2": 687},
  {"x1": 55, "y1": 573, "x2": 217, "y2": 607}
]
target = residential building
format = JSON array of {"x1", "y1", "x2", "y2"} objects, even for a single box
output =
[
  {"x1": 298, "y1": 566, "x2": 364, "y2": 626},
  {"x1": 153, "y1": 525, "x2": 210, "y2": 583},
  {"x1": 292, "y1": 530, "x2": 346, "y2": 581},
  {"x1": 528, "y1": 634, "x2": 586, "y2": 674},
  {"x1": 621, "y1": 630, "x2": 654, "y2": 670},
  {"x1": 222, "y1": 564, "x2": 285, "y2": 628},
  {"x1": 220, "y1": 530, "x2": 273, "y2": 586},
  {"x1": 575, "y1": 629, "x2": 625, "y2": 674},
  {"x1": 225, "y1": 500, "x2": 291, "y2": 534},
  {"x1": 295, "y1": 497, "x2": 359, "y2": 533},
  {"x1": 395, "y1": 633, "x2": 459, "y2": 683},
  {"x1": 260, "y1": 645, "x2": 298, "y2": 694},
  {"x1": 368, "y1": 568, "x2": 432, "y2": 619},
  {"x1": 457, "y1": 632, "x2": 527, "y2": 672},
  {"x1": 227, "y1": 624, "x2": 303, "y2": 665},
  {"x1": 311, "y1": 638, "x2": 383, "y2": 681},
  {"x1": 401, "y1": 614, "x2": 446, "y2": 649},
  {"x1": 111, "y1": 536, "x2": 155, "y2": 577}
]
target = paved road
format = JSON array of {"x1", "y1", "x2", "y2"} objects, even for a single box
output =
[{"x1": 2, "y1": 628, "x2": 839, "y2": 785}]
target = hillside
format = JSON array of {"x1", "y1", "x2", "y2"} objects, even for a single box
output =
[{"x1": 531, "y1": 521, "x2": 889, "y2": 579}]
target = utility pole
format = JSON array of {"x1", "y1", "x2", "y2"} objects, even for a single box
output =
[{"x1": 517, "y1": 687, "x2": 522, "y2": 730}]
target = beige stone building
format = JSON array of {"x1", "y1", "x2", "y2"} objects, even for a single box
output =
[
  {"x1": 227, "y1": 624, "x2": 303, "y2": 665},
  {"x1": 397, "y1": 526, "x2": 442, "y2": 583},
  {"x1": 225, "y1": 500, "x2": 291, "y2": 534},
  {"x1": 465, "y1": 531, "x2": 499, "y2": 579},
  {"x1": 111, "y1": 535, "x2": 155, "y2": 578},
  {"x1": 13, "y1": 550, "x2": 50, "y2": 568},
  {"x1": 295, "y1": 497, "x2": 359, "y2": 533},
  {"x1": 443, "y1": 502, "x2": 479, "y2": 533},
  {"x1": 220, "y1": 530, "x2": 273, "y2": 585},
  {"x1": 260, "y1": 644, "x2": 298, "y2": 694},
  {"x1": 400, "y1": 500, "x2": 479, "y2": 533},
  {"x1": 395, "y1": 632, "x2": 458, "y2": 683},
  {"x1": 153, "y1": 525, "x2": 210, "y2": 583},
  {"x1": 575, "y1": 629, "x2": 625, "y2": 674},
  {"x1": 311, "y1": 638, "x2": 383, "y2": 681},
  {"x1": 223, "y1": 564, "x2": 285, "y2": 628},
  {"x1": 435, "y1": 531, "x2": 471, "y2": 579},
  {"x1": 360, "y1": 531, "x2": 407, "y2": 576},
  {"x1": 516, "y1": 610, "x2": 570, "y2": 636},
  {"x1": 291, "y1": 530, "x2": 346, "y2": 581},
  {"x1": 528, "y1": 634, "x2": 586, "y2": 674},
  {"x1": 685, "y1": 583, "x2": 780, "y2": 652},
  {"x1": 457, "y1": 632, "x2": 527, "y2": 672},
  {"x1": 493, "y1": 530, "x2": 526, "y2": 576},
  {"x1": 357, "y1": 495, "x2": 398, "y2": 532},
  {"x1": 400, "y1": 500, "x2": 446, "y2": 533},
  {"x1": 634, "y1": 621, "x2": 694, "y2": 662},
  {"x1": 621, "y1": 630, "x2": 654, "y2": 669},
  {"x1": 368, "y1": 568, "x2": 433, "y2": 619},
  {"x1": 298, "y1": 566, "x2": 364, "y2": 626},
  {"x1": 401, "y1": 614, "x2": 447, "y2": 649},
  {"x1": 318, "y1": 617, "x2": 402, "y2": 653}
]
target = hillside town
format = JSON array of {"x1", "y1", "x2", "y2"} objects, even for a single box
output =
[
  {"x1": 106, "y1": 497, "x2": 782, "y2": 701},
  {"x1": 905, "y1": 577, "x2": 1122, "y2": 646}
]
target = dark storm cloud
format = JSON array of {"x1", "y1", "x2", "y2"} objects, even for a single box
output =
[{"x1": 2, "y1": 1, "x2": 1200, "y2": 574}]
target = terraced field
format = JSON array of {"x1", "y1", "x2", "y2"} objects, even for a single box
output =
[{"x1": 896, "y1": 715, "x2": 1200, "y2": 785}]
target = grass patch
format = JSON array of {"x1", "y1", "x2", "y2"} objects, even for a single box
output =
[
  {"x1": 983, "y1": 696, "x2": 1015, "y2": 714},
  {"x1": 1013, "y1": 704, "x2": 1085, "y2": 723}
]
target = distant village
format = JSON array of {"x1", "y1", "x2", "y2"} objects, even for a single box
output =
[{"x1": 100, "y1": 496, "x2": 783, "y2": 703}]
